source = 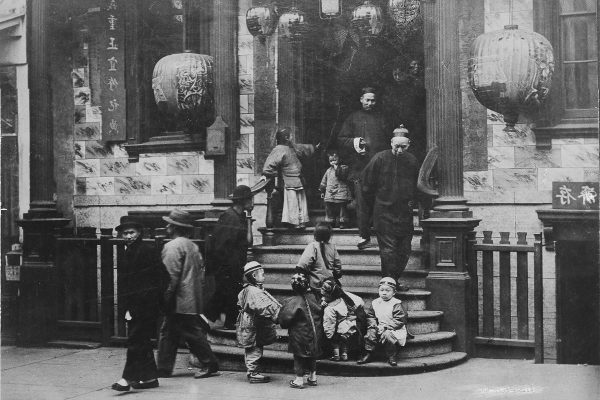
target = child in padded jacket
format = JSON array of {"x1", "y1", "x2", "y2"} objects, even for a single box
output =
[
  {"x1": 320, "y1": 278, "x2": 365, "y2": 361},
  {"x1": 357, "y1": 277, "x2": 408, "y2": 367},
  {"x1": 279, "y1": 273, "x2": 323, "y2": 389},
  {"x1": 236, "y1": 262, "x2": 282, "y2": 384}
]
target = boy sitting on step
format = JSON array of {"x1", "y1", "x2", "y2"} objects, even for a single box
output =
[
  {"x1": 236, "y1": 261, "x2": 282, "y2": 383},
  {"x1": 320, "y1": 278, "x2": 365, "y2": 361},
  {"x1": 357, "y1": 277, "x2": 408, "y2": 366}
]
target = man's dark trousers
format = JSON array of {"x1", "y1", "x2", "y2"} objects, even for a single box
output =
[
  {"x1": 373, "y1": 202, "x2": 413, "y2": 281},
  {"x1": 156, "y1": 313, "x2": 218, "y2": 373},
  {"x1": 122, "y1": 315, "x2": 159, "y2": 382}
]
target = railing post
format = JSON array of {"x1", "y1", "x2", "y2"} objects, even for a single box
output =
[
  {"x1": 466, "y1": 231, "x2": 479, "y2": 342},
  {"x1": 482, "y1": 231, "x2": 494, "y2": 337},
  {"x1": 533, "y1": 233, "x2": 544, "y2": 363},
  {"x1": 499, "y1": 232, "x2": 511, "y2": 338},
  {"x1": 100, "y1": 230, "x2": 114, "y2": 346}
]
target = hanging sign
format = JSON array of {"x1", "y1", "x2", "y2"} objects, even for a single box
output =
[
  {"x1": 552, "y1": 182, "x2": 599, "y2": 210},
  {"x1": 99, "y1": 0, "x2": 126, "y2": 141}
]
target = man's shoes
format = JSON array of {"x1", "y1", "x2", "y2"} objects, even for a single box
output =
[
  {"x1": 357, "y1": 352, "x2": 373, "y2": 364},
  {"x1": 194, "y1": 364, "x2": 219, "y2": 379},
  {"x1": 357, "y1": 238, "x2": 375, "y2": 250},
  {"x1": 156, "y1": 369, "x2": 172, "y2": 378},
  {"x1": 130, "y1": 379, "x2": 159, "y2": 389},
  {"x1": 388, "y1": 355, "x2": 398, "y2": 367},
  {"x1": 111, "y1": 382, "x2": 130, "y2": 392},
  {"x1": 247, "y1": 372, "x2": 270, "y2": 383}
]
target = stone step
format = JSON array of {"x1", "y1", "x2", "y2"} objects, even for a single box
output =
[
  {"x1": 253, "y1": 245, "x2": 424, "y2": 267},
  {"x1": 206, "y1": 344, "x2": 467, "y2": 376},
  {"x1": 259, "y1": 227, "x2": 423, "y2": 247},
  {"x1": 208, "y1": 329, "x2": 455, "y2": 359},
  {"x1": 263, "y1": 284, "x2": 430, "y2": 310},
  {"x1": 262, "y1": 263, "x2": 428, "y2": 289},
  {"x1": 308, "y1": 208, "x2": 422, "y2": 229}
]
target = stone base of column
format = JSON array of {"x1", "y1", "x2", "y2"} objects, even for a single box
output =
[
  {"x1": 16, "y1": 202, "x2": 70, "y2": 346},
  {"x1": 421, "y1": 217, "x2": 480, "y2": 354}
]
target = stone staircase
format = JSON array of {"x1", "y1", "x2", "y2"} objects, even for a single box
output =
[{"x1": 206, "y1": 223, "x2": 468, "y2": 376}]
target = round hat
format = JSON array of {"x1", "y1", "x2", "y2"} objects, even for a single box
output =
[
  {"x1": 243, "y1": 261, "x2": 263, "y2": 276},
  {"x1": 379, "y1": 277, "x2": 397, "y2": 289},
  {"x1": 115, "y1": 215, "x2": 144, "y2": 232},
  {"x1": 229, "y1": 185, "x2": 253, "y2": 200},
  {"x1": 393, "y1": 124, "x2": 409, "y2": 137},
  {"x1": 162, "y1": 209, "x2": 194, "y2": 228}
]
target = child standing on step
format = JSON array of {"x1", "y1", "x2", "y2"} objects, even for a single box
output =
[
  {"x1": 279, "y1": 273, "x2": 323, "y2": 389},
  {"x1": 320, "y1": 278, "x2": 365, "y2": 361},
  {"x1": 296, "y1": 222, "x2": 342, "y2": 292},
  {"x1": 319, "y1": 151, "x2": 352, "y2": 228},
  {"x1": 357, "y1": 277, "x2": 408, "y2": 367},
  {"x1": 236, "y1": 261, "x2": 282, "y2": 383}
]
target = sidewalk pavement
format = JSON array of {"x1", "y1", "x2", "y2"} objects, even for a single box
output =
[{"x1": 1, "y1": 346, "x2": 599, "y2": 400}]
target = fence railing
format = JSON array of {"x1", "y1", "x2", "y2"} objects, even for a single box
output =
[
  {"x1": 467, "y1": 231, "x2": 543, "y2": 363},
  {"x1": 55, "y1": 231, "x2": 205, "y2": 345}
]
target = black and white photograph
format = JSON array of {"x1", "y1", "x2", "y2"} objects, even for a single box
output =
[{"x1": 0, "y1": 0, "x2": 598, "y2": 399}]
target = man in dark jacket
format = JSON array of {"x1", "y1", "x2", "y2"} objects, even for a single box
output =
[
  {"x1": 336, "y1": 87, "x2": 392, "y2": 249},
  {"x1": 206, "y1": 185, "x2": 255, "y2": 329},
  {"x1": 112, "y1": 216, "x2": 169, "y2": 392},
  {"x1": 361, "y1": 136, "x2": 419, "y2": 290}
]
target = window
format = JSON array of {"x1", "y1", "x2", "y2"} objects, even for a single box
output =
[{"x1": 533, "y1": 0, "x2": 598, "y2": 148}]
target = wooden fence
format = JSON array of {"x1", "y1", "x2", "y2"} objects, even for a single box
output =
[
  {"x1": 467, "y1": 231, "x2": 544, "y2": 363},
  {"x1": 54, "y1": 230, "x2": 206, "y2": 345}
]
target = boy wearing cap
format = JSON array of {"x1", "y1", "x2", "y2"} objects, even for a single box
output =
[
  {"x1": 357, "y1": 277, "x2": 408, "y2": 366},
  {"x1": 236, "y1": 261, "x2": 282, "y2": 383},
  {"x1": 112, "y1": 216, "x2": 169, "y2": 392}
]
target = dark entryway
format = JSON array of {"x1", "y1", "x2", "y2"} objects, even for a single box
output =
[{"x1": 556, "y1": 241, "x2": 600, "y2": 365}]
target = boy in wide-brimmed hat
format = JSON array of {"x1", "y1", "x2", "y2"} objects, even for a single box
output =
[
  {"x1": 112, "y1": 216, "x2": 169, "y2": 392},
  {"x1": 206, "y1": 185, "x2": 255, "y2": 330},
  {"x1": 236, "y1": 261, "x2": 281, "y2": 383},
  {"x1": 156, "y1": 209, "x2": 220, "y2": 380},
  {"x1": 357, "y1": 277, "x2": 408, "y2": 366}
]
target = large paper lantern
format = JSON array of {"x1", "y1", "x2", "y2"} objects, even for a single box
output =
[
  {"x1": 152, "y1": 51, "x2": 215, "y2": 132},
  {"x1": 468, "y1": 25, "x2": 554, "y2": 130},
  {"x1": 388, "y1": 0, "x2": 420, "y2": 28},
  {"x1": 351, "y1": 1, "x2": 383, "y2": 42},
  {"x1": 278, "y1": 7, "x2": 309, "y2": 42},
  {"x1": 246, "y1": 5, "x2": 278, "y2": 37}
]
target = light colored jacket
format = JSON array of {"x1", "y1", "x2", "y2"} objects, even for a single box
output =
[
  {"x1": 319, "y1": 167, "x2": 352, "y2": 202},
  {"x1": 162, "y1": 237, "x2": 205, "y2": 315},
  {"x1": 296, "y1": 241, "x2": 342, "y2": 289},
  {"x1": 236, "y1": 284, "x2": 281, "y2": 348},
  {"x1": 323, "y1": 292, "x2": 364, "y2": 339},
  {"x1": 262, "y1": 144, "x2": 315, "y2": 188}
]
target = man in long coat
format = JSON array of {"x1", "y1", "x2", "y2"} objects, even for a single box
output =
[
  {"x1": 361, "y1": 136, "x2": 419, "y2": 290},
  {"x1": 336, "y1": 87, "x2": 392, "y2": 249}
]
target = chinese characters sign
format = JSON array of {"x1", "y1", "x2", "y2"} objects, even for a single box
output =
[
  {"x1": 99, "y1": 0, "x2": 126, "y2": 141},
  {"x1": 552, "y1": 182, "x2": 599, "y2": 210}
]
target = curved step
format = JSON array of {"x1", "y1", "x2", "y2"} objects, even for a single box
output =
[
  {"x1": 253, "y1": 245, "x2": 424, "y2": 268},
  {"x1": 208, "y1": 329, "x2": 454, "y2": 359},
  {"x1": 206, "y1": 344, "x2": 467, "y2": 376},
  {"x1": 262, "y1": 263, "x2": 428, "y2": 289},
  {"x1": 263, "y1": 283, "x2": 431, "y2": 310}
]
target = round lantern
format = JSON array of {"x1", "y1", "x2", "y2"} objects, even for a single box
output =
[
  {"x1": 278, "y1": 7, "x2": 309, "y2": 42},
  {"x1": 351, "y1": 1, "x2": 384, "y2": 42},
  {"x1": 152, "y1": 51, "x2": 215, "y2": 132},
  {"x1": 388, "y1": 0, "x2": 420, "y2": 28},
  {"x1": 468, "y1": 25, "x2": 554, "y2": 130},
  {"x1": 246, "y1": 5, "x2": 278, "y2": 38}
]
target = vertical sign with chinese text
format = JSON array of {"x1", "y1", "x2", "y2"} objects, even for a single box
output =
[
  {"x1": 552, "y1": 182, "x2": 599, "y2": 210},
  {"x1": 99, "y1": 0, "x2": 126, "y2": 141}
]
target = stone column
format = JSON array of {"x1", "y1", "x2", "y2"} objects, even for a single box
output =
[
  {"x1": 212, "y1": 0, "x2": 238, "y2": 200},
  {"x1": 421, "y1": 0, "x2": 482, "y2": 354}
]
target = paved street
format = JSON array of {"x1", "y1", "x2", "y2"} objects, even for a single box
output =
[{"x1": 1, "y1": 346, "x2": 599, "y2": 400}]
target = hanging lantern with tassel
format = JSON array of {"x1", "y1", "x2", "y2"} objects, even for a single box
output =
[
  {"x1": 468, "y1": 24, "x2": 554, "y2": 131},
  {"x1": 278, "y1": 7, "x2": 309, "y2": 42},
  {"x1": 388, "y1": 0, "x2": 420, "y2": 28},
  {"x1": 152, "y1": 50, "x2": 215, "y2": 134},
  {"x1": 351, "y1": 1, "x2": 384, "y2": 43},
  {"x1": 246, "y1": 5, "x2": 278, "y2": 38}
]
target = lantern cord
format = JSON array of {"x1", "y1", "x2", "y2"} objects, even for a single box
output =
[{"x1": 508, "y1": 0, "x2": 514, "y2": 26}]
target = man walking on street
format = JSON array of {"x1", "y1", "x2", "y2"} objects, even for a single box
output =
[
  {"x1": 156, "y1": 209, "x2": 219, "y2": 379},
  {"x1": 361, "y1": 136, "x2": 419, "y2": 291}
]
